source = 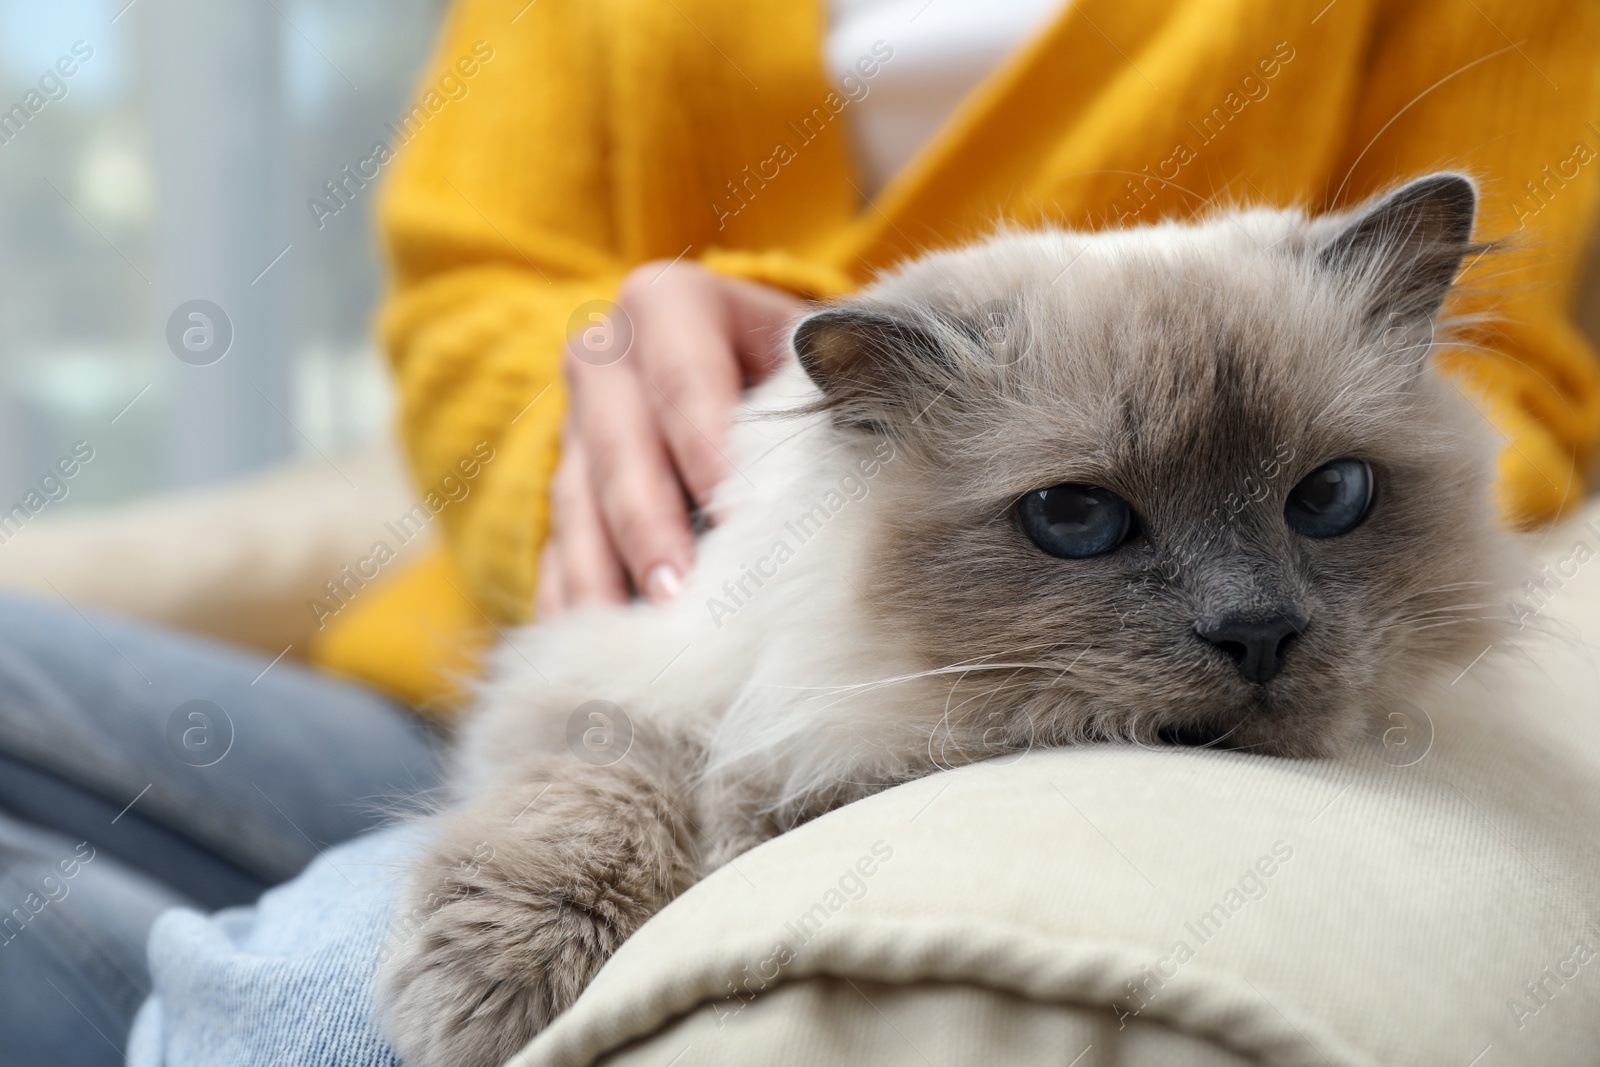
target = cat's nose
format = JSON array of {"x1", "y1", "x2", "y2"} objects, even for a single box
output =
[{"x1": 1196, "y1": 613, "x2": 1305, "y2": 684}]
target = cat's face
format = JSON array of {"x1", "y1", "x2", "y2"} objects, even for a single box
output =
[{"x1": 795, "y1": 175, "x2": 1515, "y2": 758}]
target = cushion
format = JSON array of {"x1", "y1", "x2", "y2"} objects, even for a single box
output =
[
  {"x1": 0, "y1": 438, "x2": 490, "y2": 713},
  {"x1": 506, "y1": 496, "x2": 1600, "y2": 1066},
  {"x1": 0, "y1": 441, "x2": 422, "y2": 659}
]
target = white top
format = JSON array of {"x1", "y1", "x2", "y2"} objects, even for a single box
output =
[{"x1": 825, "y1": 0, "x2": 1069, "y2": 197}]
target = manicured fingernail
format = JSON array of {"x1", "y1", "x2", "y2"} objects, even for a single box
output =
[{"x1": 644, "y1": 563, "x2": 683, "y2": 602}]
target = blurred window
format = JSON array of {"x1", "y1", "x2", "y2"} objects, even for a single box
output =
[{"x1": 0, "y1": 0, "x2": 446, "y2": 508}]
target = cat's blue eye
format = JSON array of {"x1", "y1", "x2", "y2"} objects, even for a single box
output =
[
  {"x1": 1017, "y1": 483, "x2": 1133, "y2": 559},
  {"x1": 1284, "y1": 458, "x2": 1373, "y2": 538}
]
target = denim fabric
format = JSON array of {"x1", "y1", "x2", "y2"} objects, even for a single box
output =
[
  {"x1": 128, "y1": 825, "x2": 422, "y2": 1067},
  {"x1": 0, "y1": 811, "x2": 183, "y2": 1067},
  {"x1": 0, "y1": 593, "x2": 439, "y2": 1067}
]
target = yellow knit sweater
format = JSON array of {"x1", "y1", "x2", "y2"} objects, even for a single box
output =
[{"x1": 312, "y1": 0, "x2": 1600, "y2": 710}]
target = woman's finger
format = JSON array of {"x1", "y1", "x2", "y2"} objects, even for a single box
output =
[
  {"x1": 546, "y1": 430, "x2": 629, "y2": 610},
  {"x1": 626, "y1": 271, "x2": 744, "y2": 512},
  {"x1": 567, "y1": 346, "x2": 695, "y2": 602}
]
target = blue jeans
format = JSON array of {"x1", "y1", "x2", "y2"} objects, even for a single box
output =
[{"x1": 0, "y1": 592, "x2": 439, "y2": 1067}]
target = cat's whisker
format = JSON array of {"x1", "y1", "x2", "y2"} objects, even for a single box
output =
[
  {"x1": 765, "y1": 652, "x2": 1087, "y2": 699},
  {"x1": 1396, "y1": 604, "x2": 1506, "y2": 619},
  {"x1": 771, "y1": 664, "x2": 1056, "y2": 724},
  {"x1": 1395, "y1": 585, "x2": 1491, "y2": 607},
  {"x1": 1395, "y1": 601, "x2": 1504, "y2": 627},
  {"x1": 1393, "y1": 579, "x2": 1496, "y2": 599},
  {"x1": 1405, "y1": 617, "x2": 1497, "y2": 634}
]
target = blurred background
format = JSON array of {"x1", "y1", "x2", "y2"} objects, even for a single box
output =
[{"x1": 0, "y1": 0, "x2": 447, "y2": 510}]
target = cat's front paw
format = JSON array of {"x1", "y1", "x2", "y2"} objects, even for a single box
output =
[
  {"x1": 379, "y1": 873, "x2": 611, "y2": 1067},
  {"x1": 378, "y1": 769, "x2": 697, "y2": 1067}
]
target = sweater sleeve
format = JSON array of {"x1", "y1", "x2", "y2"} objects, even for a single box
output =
[
  {"x1": 1337, "y1": 0, "x2": 1600, "y2": 524},
  {"x1": 376, "y1": 0, "x2": 626, "y2": 623}
]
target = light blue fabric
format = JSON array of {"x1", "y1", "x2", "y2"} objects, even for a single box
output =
[{"x1": 129, "y1": 823, "x2": 429, "y2": 1067}]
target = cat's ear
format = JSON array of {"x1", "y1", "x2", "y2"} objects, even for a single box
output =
[
  {"x1": 791, "y1": 305, "x2": 957, "y2": 431},
  {"x1": 1312, "y1": 173, "x2": 1484, "y2": 355}
]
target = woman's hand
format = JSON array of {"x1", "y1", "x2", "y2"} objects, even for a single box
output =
[{"x1": 536, "y1": 261, "x2": 806, "y2": 617}]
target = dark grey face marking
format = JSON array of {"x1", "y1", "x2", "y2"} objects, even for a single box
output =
[{"x1": 792, "y1": 173, "x2": 1513, "y2": 759}]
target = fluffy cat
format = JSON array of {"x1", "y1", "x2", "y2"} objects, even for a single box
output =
[{"x1": 380, "y1": 173, "x2": 1518, "y2": 1066}]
